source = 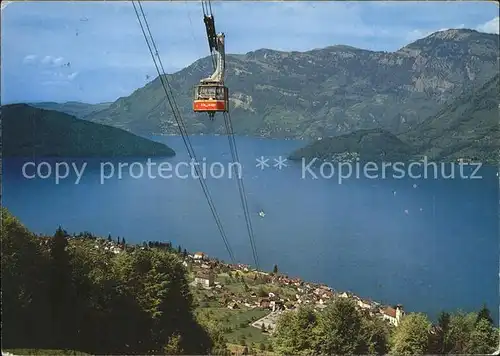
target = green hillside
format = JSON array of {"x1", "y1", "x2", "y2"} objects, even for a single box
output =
[
  {"x1": 289, "y1": 129, "x2": 416, "y2": 162},
  {"x1": 400, "y1": 73, "x2": 499, "y2": 163},
  {"x1": 289, "y1": 74, "x2": 499, "y2": 164},
  {"x1": 2, "y1": 104, "x2": 175, "y2": 157}
]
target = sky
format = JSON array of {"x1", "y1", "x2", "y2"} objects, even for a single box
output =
[{"x1": 1, "y1": 1, "x2": 498, "y2": 104}]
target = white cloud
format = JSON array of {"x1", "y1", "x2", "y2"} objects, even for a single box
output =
[
  {"x1": 41, "y1": 81, "x2": 70, "y2": 86},
  {"x1": 22, "y1": 54, "x2": 37, "y2": 63},
  {"x1": 40, "y1": 55, "x2": 66, "y2": 66},
  {"x1": 53, "y1": 56, "x2": 64, "y2": 65},
  {"x1": 67, "y1": 72, "x2": 79, "y2": 80},
  {"x1": 41, "y1": 55, "x2": 53, "y2": 64},
  {"x1": 476, "y1": 16, "x2": 499, "y2": 34}
]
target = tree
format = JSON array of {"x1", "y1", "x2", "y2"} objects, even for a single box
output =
[
  {"x1": 273, "y1": 264, "x2": 278, "y2": 274},
  {"x1": 466, "y1": 317, "x2": 498, "y2": 354},
  {"x1": 261, "y1": 323, "x2": 266, "y2": 332},
  {"x1": 259, "y1": 342, "x2": 266, "y2": 351},
  {"x1": 49, "y1": 226, "x2": 74, "y2": 346},
  {"x1": 108, "y1": 234, "x2": 112, "y2": 242},
  {"x1": 183, "y1": 249, "x2": 188, "y2": 258},
  {"x1": 201, "y1": 321, "x2": 229, "y2": 356},
  {"x1": 272, "y1": 306, "x2": 318, "y2": 355},
  {"x1": 248, "y1": 343, "x2": 255, "y2": 355},
  {"x1": 1, "y1": 208, "x2": 217, "y2": 355},
  {"x1": 359, "y1": 315, "x2": 391, "y2": 355},
  {"x1": 476, "y1": 304, "x2": 494, "y2": 326},
  {"x1": 257, "y1": 287, "x2": 267, "y2": 298},
  {"x1": 446, "y1": 312, "x2": 477, "y2": 354},
  {"x1": 315, "y1": 297, "x2": 364, "y2": 355},
  {"x1": 122, "y1": 237, "x2": 126, "y2": 245},
  {"x1": 1, "y1": 208, "x2": 50, "y2": 348},
  {"x1": 428, "y1": 311, "x2": 451, "y2": 354},
  {"x1": 164, "y1": 333, "x2": 183, "y2": 355},
  {"x1": 389, "y1": 313, "x2": 431, "y2": 355}
]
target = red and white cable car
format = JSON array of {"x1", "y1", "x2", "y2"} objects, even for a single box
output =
[
  {"x1": 193, "y1": 31, "x2": 228, "y2": 119},
  {"x1": 193, "y1": 83, "x2": 229, "y2": 114}
]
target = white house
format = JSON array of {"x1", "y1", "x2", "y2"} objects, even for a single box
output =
[
  {"x1": 270, "y1": 300, "x2": 284, "y2": 312},
  {"x1": 357, "y1": 299, "x2": 372, "y2": 310},
  {"x1": 193, "y1": 252, "x2": 206, "y2": 260},
  {"x1": 194, "y1": 270, "x2": 214, "y2": 288},
  {"x1": 380, "y1": 305, "x2": 404, "y2": 326}
]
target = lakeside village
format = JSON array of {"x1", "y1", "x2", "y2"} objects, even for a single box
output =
[
  {"x1": 187, "y1": 251, "x2": 405, "y2": 332},
  {"x1": 70, "y1": 236, "x2": 406, "y2": 335}
]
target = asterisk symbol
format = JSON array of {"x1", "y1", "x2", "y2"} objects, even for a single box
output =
[
  {"x1": 273, "y1": 156, "x2": 288, "y2": 170},
  {"x1": 256, "y1": 156, "x2": 270, "y2": 170}
]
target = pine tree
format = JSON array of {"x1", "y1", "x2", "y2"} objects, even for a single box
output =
[
  {"x1": 273, "y1": 264, "x2": 278, "y2": 274},
  {"x1": 177, "y1": 245, "x2": 182, "y2": 254},
  {"x1": 476, "y1": 304, "x2": 494, "y2": 326},
  {"x1": 107, "y1": 234, "x2": 112, "y2": 242},
  {"x1": 49, "y1": 226, "x2": 72, "y2": 345}
]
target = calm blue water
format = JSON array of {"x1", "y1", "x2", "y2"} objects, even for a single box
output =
[{"x1": 3, "y1": 135, "x2": 499, "y2": 322}]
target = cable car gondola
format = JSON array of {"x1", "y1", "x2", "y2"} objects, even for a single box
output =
[
  {"x1": 193, "y1": 82, "x2": 229, "y2": 119},
  {"x1": 193, "y1": 31, "x2": 228, "y2": 119}
]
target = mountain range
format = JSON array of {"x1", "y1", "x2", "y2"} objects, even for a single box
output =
[
  {"x1": 82, "y1": 29, "x2": 498, "y2": 141},
  {"x1": 29, "y1": 101, "x2": 112, "y2": 118}
]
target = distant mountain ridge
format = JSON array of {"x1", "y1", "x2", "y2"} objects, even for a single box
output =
[
  {"x1": 85, "y1": 29, "x2": 499, "y2": 140},
  {"x1": 400, "y1": 73, "x2": 499, "y2": 162},
  {"x1": 2, "y1": 104, "x2": 175, "y2": 157},
  {"x1": 289, "y1": 74, "x2": 499, "y2": 163},
  {"x1": 29, "y1": 101, "x2": 112, "y2": 118}
]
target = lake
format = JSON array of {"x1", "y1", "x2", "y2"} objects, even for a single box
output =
[{"x1": 2, "y1": 135, "x2": 498, "y2": 322}]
